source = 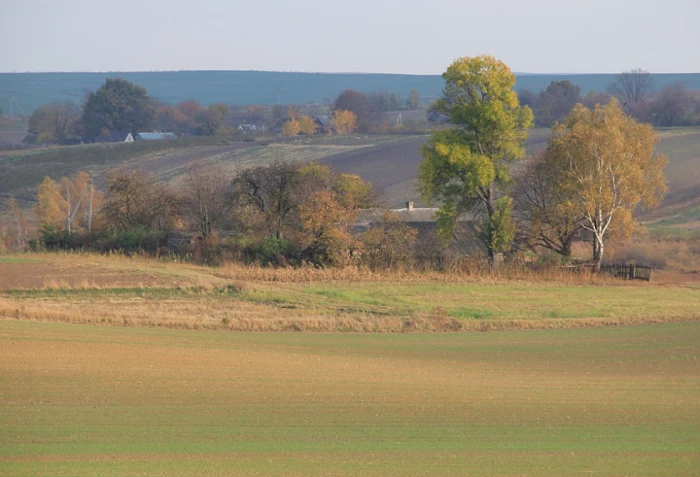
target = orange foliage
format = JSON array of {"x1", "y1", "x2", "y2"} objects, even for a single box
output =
[
  {"x1": 299, "y1": 116, "x2": 318, "y2": 135},
  {"x1": 331, "y1": 110, "x2": 357, "y2": 135},
  {"x1": 282, "y1": 119, "x2": 301, "y2": 137}
]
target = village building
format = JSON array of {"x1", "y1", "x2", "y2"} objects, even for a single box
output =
[{"x1": 96, "y1": 131, "x2": 134, "y2": 143}]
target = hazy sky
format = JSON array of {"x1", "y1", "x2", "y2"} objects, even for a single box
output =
[{"x1": 2, "y1": 0, "x2": 699, "y2": 74}]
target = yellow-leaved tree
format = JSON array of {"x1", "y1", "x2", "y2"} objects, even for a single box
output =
[
  {"x1": 36, "y1": 172, "x2": 100, "y2": 234},
  {"x1": 418, "y1": 55, "x2": 533, "y2": 264},
  {"x1": 5, "y1": 198, "x2": 29, "y2": 250},
  {"x1": 36, "y1": 176, "x2": 67, "y2": 230},
  {"x1": 331, "y1": 110, "x2": 357, "y2": 135},
  {"x1": 299, "y1": 116, "x2": 318, "y2": 135},
  {"x1": 543, "y1": 99, "x2": 667, "y2": 270},
  {"x1": 282, "y1": 118, "x2": 301, "y2": 137}
]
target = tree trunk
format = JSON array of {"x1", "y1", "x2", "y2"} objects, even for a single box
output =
[
  {"x1": 593, "y1": 234, "x2": 604, "y2": 272},
  {"x1": 560, "y1": 239, "x2": 572, "y2": 258},
  {"x1": 485, "y1": 184, "x2": 496, "y2": 270},
  {"x1": 487, "y1": 246, "x2": 495, "y2": 270}
]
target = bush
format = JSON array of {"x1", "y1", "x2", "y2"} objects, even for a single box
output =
[
  {"x1": 95, "y1": 228, "x2": 166, "y2": 253},
  {"x1": 184, "y1": 235, "x2": 235, "y2": 266},
  {"x1": 258, "y1": 237, "x2": 294, "y2": 266}
]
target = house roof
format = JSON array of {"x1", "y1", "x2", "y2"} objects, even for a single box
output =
[
  {"x1": 314, "y1": 115, "x2": 331, "y2": 127},
  {"x1": 136, "y1": 132, "x2": 176, "y2": 140}
]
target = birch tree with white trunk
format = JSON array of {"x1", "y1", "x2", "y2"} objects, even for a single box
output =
[{"x1": 543, "y1": 99, "x2": 667, "y2": 270}]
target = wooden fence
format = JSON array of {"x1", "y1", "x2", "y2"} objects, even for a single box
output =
[{"x1": 600, "y1": 263, "x2": 652, "y2": 281}]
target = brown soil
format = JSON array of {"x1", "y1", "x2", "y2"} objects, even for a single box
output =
[{"x1": 0, "y1": 261, "x2": 182, "y2": 290}]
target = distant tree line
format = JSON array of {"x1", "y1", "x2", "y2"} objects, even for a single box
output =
[
  {"x1": 519, "y1": 69, "x2": 700, "y2": 128},
  {"x1": 26, "y1": 78, "x2": 232, "y2": 145},
  {"x1": 25, "y1": 80, "x2": 428, "y2": 145}
]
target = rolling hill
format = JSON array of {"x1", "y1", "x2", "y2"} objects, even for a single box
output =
[
  {"x1": 1, "y1": 126, "x2": 699, "y2": 230},
  {"x1": 2, "y1": 70, "x2": 700, "y2": 114}
]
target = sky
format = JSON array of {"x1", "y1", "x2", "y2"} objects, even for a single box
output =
[{"x1": 2, "y1": 0, "x2": 699, "y2": 74}]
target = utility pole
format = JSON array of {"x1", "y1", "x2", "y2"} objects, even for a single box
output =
[
  {"x1": 87, "y1": 179, "x2": 94, "y2": 233},
  {"x1": 9, "y1": 97, "x2": 25, "y2": 118}
]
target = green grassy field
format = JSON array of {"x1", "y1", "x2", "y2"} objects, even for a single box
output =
[
  {"x1": 1, "y1": 254, "x2": 698, "y2": 332},
  {"x1": 1, "y1": 320, "x2": 699, "y2": 476}
]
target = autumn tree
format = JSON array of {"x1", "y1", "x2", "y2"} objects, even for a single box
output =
[
  {"x1": 536, "y1": 80, "x2": 582, "y2": 126},
  {"x1": 28, "y1": 101, "x2": 80, "y2": 144},
  {"x1": 232, "y1": 161, "x2": 377, "y2": 265},
  {"x1": 543, "y1": 99, "x2": 667, "y2": 270},
  {"x1": 6, "y1": 198, "x2": 29, "y2": 249},
  {"x1": 35, "y1": 172, "x2": 98, "y2": 234},
  {"x1": 608, "y1": 68, "x2": 653, "y2": 105},
  {"x1": 331, "y1": 110, "x2": 357, "y2": 135},
  {"x1": 581, "y1": 91, "x2": 613, "y2": 110},
  {"x1": 232, "y1": 160, "x2": 301, "y2": 239},
  {"x1": 81, "y1": 78, "x2": 154, "y2": 140},
  {"x1": 153, "y1": 103, "x2": 191, "y2": 134},
  {"x1": 177, "y1": 100, "x2": 205, "y2": 119},
  {"x1": 367, "y1": 91, "x2": 401, "y2": 112},
  {"x1": 60, "y1": 172, "x2": 93, "y2": 234},
  {"x1": 247, "y1": 104, "x2": 266, "y2": 123},
  {"x1": 198, "y1": 103, "x2": 229, "y2": 135},
  {"x1": 287, "y1": 107, "x2": 302, "y2": 120},
  {"x1": 650, "y1": 82, "x2": 692, "y2": 126},
  {"x1": 406, "y1": 89, "x2": 422, "y2": 110},
  {"x1": 358, "y1": 211, "x2": 418, "y2": 269},
  {"x1": 334, "y1": 90, "x2": 371, "y2": 131},
  {"x1": 282, "y1": 118, "x2": 301, "y2": 137},
  {"x1": 292, "y1": 164, "x2": 375, "y2": 265},
  {"x1": 102, "y1": 169, "x2": 180, "y2": 232},
  {"x1": 512, "y1": 155, "x2": 584, "y2": 257},
  {"x1": 517, "y1": 89, "x2": 538, "y2": 111},
  {"x1": 36, "y1": 177, "x2": 66, "y2": 230},
  {"x1": 295, "y1": 189, "x2": 357, "y2": 266},
  {"x1": 333, "y1": 172, "x2": 380, "y2": 209},
  {"x1": 299, "y1": 116, "x2": 318, "y2": 135},
  {"x1": 181, "y1": 163, "x2": 231, "y2": 237},
  {"x1": 418, "y1": 55, "x2": 533, "y2": 264}
]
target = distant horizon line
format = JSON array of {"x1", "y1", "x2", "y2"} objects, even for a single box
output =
[{"x1": 2, "y1": 69, "x2": 699, "y2": 76}]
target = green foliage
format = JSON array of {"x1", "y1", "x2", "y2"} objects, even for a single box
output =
[
  {"x1": 81, "y1": 78, "x2": 155, "y2": 139},
  {"x1": 478, "y1": 197, "x2": 515, "y2": 254},
  {"x1": 5, "y1": 320, "x2": 700, "y2": 476},
  {"x1": 419, "y1": 55, "x2": 532, "y2": 260},
  {"x1": 34, "y1": 223, "x2": 67, "y2": 250},
  {"x1": 31, "y1": 225, "x2": 166, "y2": 253},
  {"x1": 258, "y1": 236, "x2": 294, "y2": 265},
  {"x1": 99, "y1": 227, "x2": 165, "y2": 251},
  {"x1": 437, "y1": 55, "x2": 533, "y2": 163}
]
